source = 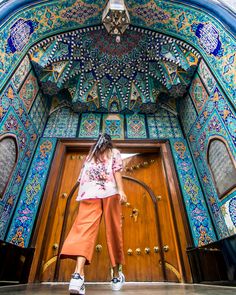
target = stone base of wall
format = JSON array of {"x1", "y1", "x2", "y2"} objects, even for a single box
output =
[
  {"x1": 187, "y1": 234, "x2": 236, "y2": 285},
  {"x1": 0, "y1": 240, "x2": 34, "y2": 285}
]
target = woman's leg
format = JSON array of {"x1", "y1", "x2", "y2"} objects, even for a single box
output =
[
  {"x1": 103, "y1": 195, "x2": 125, "y2": 273},
  {"x1": 61, "y1": 199, "x2": 103, "y2": 270},
  {"x1": 61, "y1": 199, "x2": 103, "y2": 293},
  {"x1": 75, "y1": 256, "x2": 86, "y2": 275},
  {"x1": 112, "y1": 265, "x2": 120, "y2": 278}
]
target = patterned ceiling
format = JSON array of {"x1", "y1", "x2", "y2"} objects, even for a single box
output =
[
  {"x1": 30, "y1": 25, "x2": 199, "y2": 114},
  {"x1": 0, "y1": 0, "x2": 235, "y2": 109}
]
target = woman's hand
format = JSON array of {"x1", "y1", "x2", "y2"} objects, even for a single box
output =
[
  {"x1": 114, "y1": 171, "x2": 127, "y2": 204},
  {"x1": 119, "y1": 190, "x2": 127, "y2": 204}
]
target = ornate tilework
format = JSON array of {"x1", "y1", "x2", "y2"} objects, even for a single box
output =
[
  {"x1": 147, "y1": 116, "x2": 158, "y2": 139},
  {"x1": 130, "y1": 0, "x2": 170, "y2": 26},
  {"x1": 229, "y1": 197, "x2": 236, "y2": 227},
  {"x1": 6, "y1": 137, "x2": 57, "y2": 247},
  {"x1": 78, "y1": 113, "x2": 101, "y2": 138},
  {"x1": 189, "y1": 73, "x2": 209, "y2": 113},
  {"x1": 6, "y1": 19, "x2": 39, "y2": 54},
  {"x1": 0, "y1": 83, "x2": 38, "y2": 239},
  {"x1": 129, "y1": 1, "x2": 236, "y2": 104},
  {"x1": 12, "y1": 55, "x2": 31, "y2": 91},
  {"x1": 220, "y1": 196, "x2": 236, "y2": 236},
  {"x1": 0, "y1": 0, "x2": 235, "y2": 107},
  {"x1": 187, "y1": 82, "x2": 236, "y2": 238},
  {"x1": 147, "y1": 108, "x2": 183, "y2": 138},
  {"x1": 170, "y1": 138, "x2": 216, "y2": 246},
  {"x1": 102, "y1": 114, "x2": 124, "y2": 140},
  {"x1": 60, "y1": 0, "x2": 102, "y2": 23},
  {"x1": 179, "y1": 95, "x2": 197, "y2": 136},
  {"x1": 0, "y1": 0, "x2": 102, "y2": 89},
  {"x1": 107, "y1": 87, "x2": 124, "y2": 113},
  {"x1": 198, "y1": 59, "x2": 216, "y2": 94},
  {"x1": 19, "y1": 70, "x2": 39, "y2": 112},
  {"x1": 43, "y1": 108, "x2": 185, "y2": 141},
  {"x1": 29, "y1": 91, "x2": 49, "y2": 136},
  {"x1": 126, "y1": 114, "x2": 147, "y2": 139},
  {"x1": 49, "y1": 92, "x2": 72, "y2": 114},
  {"x1": 43, "y1": 107, "x2": 79, "y2": 137},
  {"x1": 190, "y1": 87, "x2": 236, "y2": 155},
  {"x1": 191, "y1": 22, "x2": 224, "y2": 57},
  {"x1": 29, "y1": 26, "x2": 198, "y2": 113}
]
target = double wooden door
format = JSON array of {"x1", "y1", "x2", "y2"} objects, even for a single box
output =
[{"x1": 39, "y1": 149, "x2": 185, "y2": 282}]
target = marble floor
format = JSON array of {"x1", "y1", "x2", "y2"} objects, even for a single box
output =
[{"x1": 0, "y1": 283, "x2": 235, "y2": 295}]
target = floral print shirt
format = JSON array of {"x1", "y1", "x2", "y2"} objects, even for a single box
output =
[{"x1": 76, "y1": 148, "x2": 123, "y2": 201}]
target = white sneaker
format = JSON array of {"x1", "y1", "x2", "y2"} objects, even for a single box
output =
[
  {"x1": 78, "y1": 283, "x2": 86, "y2": 295},
  {"x1": 69, "y1": 273, "x2": 85, "y2": 294},
  {"x1": 111, "y1": 272, "x2": 125, "y2": 291}
]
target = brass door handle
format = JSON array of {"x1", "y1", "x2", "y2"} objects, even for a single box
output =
[
  {"x1": 130, "y1": 208, "x2": 139, "y2": 222},
  {"x1": 163, "y1": 245, "x2": 169, "y2": 252},
  {"x1": 96, "y1": 244, "x2": 102, "y2": 252}
]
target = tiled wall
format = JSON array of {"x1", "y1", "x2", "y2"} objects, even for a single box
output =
[
  {"x1": 170, "y1": 138, "x2": 216, "y2": 246},
  {"x1": 6, "y1": 137, "x2": 57, "y2": 247},
  {"x1": 179, "y1": 59, "x2": 236, "y2": 238},
  {"x1": 0, "y1": 55, "x2": 50, "y2": 240},
  {"x1": 43, "y1": 107, "x2": 183, "y2": 140}
]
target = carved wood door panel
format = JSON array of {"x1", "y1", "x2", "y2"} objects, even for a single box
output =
[
  {"x1": 40, "y1": 151, "x2": 85, "y2": 282},
  {"x1": 121, "y1": 153, "x2": 182, "y2": 282},
  {"x1": 40, "y1": 151, "x2": 183, "y2": 282}
]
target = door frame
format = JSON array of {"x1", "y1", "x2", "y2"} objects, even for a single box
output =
[{"x1": 28, "y1": 139, "x2": 193, "y2": 283}]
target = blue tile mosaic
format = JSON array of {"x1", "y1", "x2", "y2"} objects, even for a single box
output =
[
  {"x1": 43, "y1": 107, "x2": 79, "y2": 138},
  {"x1": 7, "y1": 137, "x2": 57, "y2": 247},
  {"x1": 170, "y1": 138, "x2": 217, "y2": 246}
]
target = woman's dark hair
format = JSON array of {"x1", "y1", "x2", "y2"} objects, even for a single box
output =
[{"x1": 88, "y1": 133, "x2": 113, "y2": 163}]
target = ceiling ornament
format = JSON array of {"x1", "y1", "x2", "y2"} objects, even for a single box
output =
[
  {"x1": 102, "y1": 0, "x2": 130, "y2": 43},
  {"x1": 29, "y1": 25, "x2": 199, "y2": 114}
]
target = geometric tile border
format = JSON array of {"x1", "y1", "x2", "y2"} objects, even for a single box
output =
[
  {"x1": 6, "y1": 137, "x2": 57, "y2": 247},
  {"x1": 170, "y1": 138, "x2": 217, "y2": 246}
]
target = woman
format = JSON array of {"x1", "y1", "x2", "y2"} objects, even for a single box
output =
[{"x1": 60, "y1": 133, "x2": 127, "y2": 294}]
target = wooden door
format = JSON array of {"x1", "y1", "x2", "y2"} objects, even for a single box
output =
[
  {"x1": 122, "y1": 153, "x2": 182, "y2": 282},
  {"x1": 40, "y1": 151, "x2": 85, "y2": 282},
  {"x1": 40, "y1": 150, "x2": 183, "y2": 282}
]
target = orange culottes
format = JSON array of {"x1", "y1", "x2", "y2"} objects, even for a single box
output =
[{"x1": 60, "y1": 194, "x2": 125, "y2": 267}]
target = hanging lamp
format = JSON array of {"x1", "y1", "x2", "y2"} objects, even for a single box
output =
[{"x1": 102, "y1": 0, "x2": 130, "y2": 43}]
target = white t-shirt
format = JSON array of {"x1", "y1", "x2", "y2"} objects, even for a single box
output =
[{"x1": 76, "y1": 148, "x2": 123, "y2": 201}]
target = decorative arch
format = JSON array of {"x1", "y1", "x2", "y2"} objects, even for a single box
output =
[
  {"x1": 0, "y1": 0, "x2": 235, "y2": 108},
  {"x1": 0, "y1": 134, "x2": 18, "y2": 200},
  {"x1": 207, "y1": 137, "x2": 236, "y2": 199}
]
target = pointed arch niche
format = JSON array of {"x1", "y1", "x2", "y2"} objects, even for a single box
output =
[
  {"x1": 0, "y1": 134, "x2": 18, "y2": 200},
  {"x1": 207, "y1": 137, "x2": 236, "y2": 199}
]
